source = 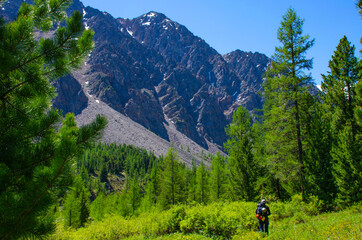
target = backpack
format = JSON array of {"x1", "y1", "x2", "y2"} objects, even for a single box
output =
[
  {"x1": 256, "y1": 205, "x2": 263, "y2": 215},
  {"x1": 256, "y1": 204, "x2": 266, "y2": 221}
]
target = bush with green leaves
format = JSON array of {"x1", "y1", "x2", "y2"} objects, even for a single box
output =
[{"x1": 52, "y1": 200, "x2": 362, "y2": 240}]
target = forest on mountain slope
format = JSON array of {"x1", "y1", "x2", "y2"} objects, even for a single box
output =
[{"x1": 0, "y1": 0, "x2": 361, "y2": 239}]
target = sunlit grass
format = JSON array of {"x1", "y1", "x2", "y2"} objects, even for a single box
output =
[{"x1": 52, "y1": 202, "x2": 361, "y2": 240}]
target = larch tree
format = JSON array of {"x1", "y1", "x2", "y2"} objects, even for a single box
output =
[
  {"x1": 224, "y1": 106, "x2": 256, "y2": 201},
  {"x1": 321, "y1": 36, "x2": 361, "y2": 206},
  {"x1": 263, "y1": 8, "x2": 314, "y2": 201},
  {"x1": 195, "y1": 162, "x2": 209, "y2": 204},
  {"x1": 128, "y1": 176, "x2": 142, "y2": 214},
  {"x1": 159, "y1": 148, "x2": 186, "y2": 208},
  {"x1": 210, "y1": 152, "x2": 227, "y2": 202},
  {"x1": 187, "y1": 161, "x2": 197, "y2": 203},
  {"x1": 251, "y1": 121, "x2": 286, "y2": 200},
  {"x1": 301, "y1": 94, "x2": 335, "y2": 205},
  {"x1": 143, "y1": 161, "x2": 160, "y2": 209},
  {"x1": 63, "y1": 175, "x2": 90, "y2": 229},
  {"x1": 0, "y1": 0, "x2": 107, "y2": 239}
]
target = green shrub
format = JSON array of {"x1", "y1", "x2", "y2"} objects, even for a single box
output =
[
  {"x1": 52, "y1": 201, "x2": 362, "y2": 240},
  {"x1": 165, "y1": 205, "x2": 187, "y2": 233},
  {"x1": 178, "y1": 202, "x2": 257, "y2": 238}
]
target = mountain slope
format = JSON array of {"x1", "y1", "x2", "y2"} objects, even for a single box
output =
[{"x1": 1, "y1": 0, "x2": 273, "y2": 163}]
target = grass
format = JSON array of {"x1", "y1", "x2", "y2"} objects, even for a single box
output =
[
  {"x1": 51, "y1": 202, "x2": 362, "y2": 240},
  {"x1": 237, "y1": 205, "x2": 362, "y2": 239}
]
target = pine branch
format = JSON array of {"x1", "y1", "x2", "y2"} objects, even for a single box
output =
[
  {"x1": 8, "y1": 27, "x2": 26, "y2": 52},
  {"x1": 1, "y1": 153, "x2": 71, "y2": 240},
  {"x1": 14, "y1": 30, "x2": 73, "y2": 71},
  {"x1": 14, "y1": 146, "x2": 55, "y2": 176},
  {"x1": 1, "y1": 30, "x2": 75, "y2": 100},
  {"x1": 43, "y1": 52, "x2": 86, "y2": 77},
  {"x1": 16, "y1": 119, "x2": 57, "y2": 145},
  {"x1": 0, "y1": 77, "x2": 32, "y2": 100},
  {"x1": 1, "y1": 98, "x2": 32, "y2": 119},
  {"x1": 48, "y1": 0, "x2": 69, "y2": 16},
  {"x1": 2, "y1": 116, "x2": 106, "y2": 239}
]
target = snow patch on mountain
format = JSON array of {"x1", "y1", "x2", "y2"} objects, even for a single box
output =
[
  {"x1": 127, "y1": 28, "x2": 133, "y2": 36},
  {"x1": 147, "y1": 12, "x2": 156, "y2": 18}
]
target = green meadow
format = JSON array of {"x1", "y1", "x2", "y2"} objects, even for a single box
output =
[{"x1": 52, "y1": 200, "x2": 362, "y2": 240}]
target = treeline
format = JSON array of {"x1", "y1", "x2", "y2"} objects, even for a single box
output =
[
  {"x1": 63, "y1": 143, "x2": 229, "y2": 227},
  {"x1": 79, "y1": 143, "x2": 158, "y2": 180}
]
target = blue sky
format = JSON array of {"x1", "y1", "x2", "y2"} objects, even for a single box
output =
[{"x1": 81, "y1": 0, "x2": 362, "y2": 85}]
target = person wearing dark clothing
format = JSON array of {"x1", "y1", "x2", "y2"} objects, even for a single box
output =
[{"x1": 256, "y1": 199, "x2": 271, "y2": 234}]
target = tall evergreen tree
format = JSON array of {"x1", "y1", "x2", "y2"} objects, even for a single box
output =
[
  {"x1": 356, "y1": 81, "x2": 362, "y2": 127},
  {"x1": 210, "y1": 152, "x2": 227, "y2": 202},
  {"x1": 63, "y1": 176, "x2": 91, "y2": 229},
  {"x1": 187, "y1": 161, "x2": 198, "y2": 203},
  {"x1": 90, "y1": 192, "x2": 106, "y2": 221},
  {"x1": 128, "y1": 176, "x2": 142, "y2": 213},
  {"x1": 143, "y1": 161, "x2": 160, "y2": 209},
  {"x1": 0, "y1": 0, "x2": 107, "y2": 238},
  {"x1": 251, "y1": 121, "x2": 286, "y2": 200},
  {"x1": 263, "y1": 8, "x2": 314, "y2": 200},
  {"x1": 99, "y1": 163, "x2": 108, "y2": 183},
  {"x1": 321, "y1": 36, "x2": 361, "y2": 206},
  {"x1": 225, "y1": 106, "x2": 256, "y2": 201},
  {"x1": 159, "y1": 148, "x2": 186, "y2": 208},
  {"x1": 195, "y1": 162, "x2": 209, "y2": 204},
  {"x1": 302, "y1": 96, "x2": 335, "y2": 204}
]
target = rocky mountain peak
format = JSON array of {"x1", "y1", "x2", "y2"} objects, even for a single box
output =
[
  {"x1": 2, "y1": 0, "x2": 274, "y2": 162},
  {"x1": 140, "y1": 11, "x2": 168, "y2": 23}
]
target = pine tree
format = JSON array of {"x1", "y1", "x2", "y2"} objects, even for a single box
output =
[
  {"x1": 225, "y1": 106, "x2": 257, "y2": 201},
  {"x1": 321, "y1": 36, "x2": 361, "y2": 206},
  {"x1": 263, "y1": 8, "x2": 314, "y2": 200},
  {"x1": 210, "y1": 152, "x2": 227, "y2": 202},
  {"x1": 195, "y1": 162, "x2": 209, "y2": 204},
  {"x1": 63, "y1": 176, "x2": 91, "y2": 228},
  {"x1": 0, "y1": 1, "x2": 107, "y2": 238}
]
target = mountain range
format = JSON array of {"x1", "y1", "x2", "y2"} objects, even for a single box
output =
[{"x1": 1, "y1": 0, "x2": 271, "y2": 165}]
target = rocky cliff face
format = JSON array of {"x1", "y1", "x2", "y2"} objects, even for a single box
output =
[
  {"x1": 52, "y1": 75, "x2": 88, "y2": 115},
  {"x1": 1, "y1": 0, "x2": 272, "y2": 154},
  {"x1": 117, "y1": 11, "x2": 270, "y2": 146},
  {"x1": 223, "y1": 50, "x2": 270, "y2": 115}
]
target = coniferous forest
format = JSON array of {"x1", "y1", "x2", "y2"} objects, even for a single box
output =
[{"x1": 0, "y1": 0, "x2": 361, "y2": 239}]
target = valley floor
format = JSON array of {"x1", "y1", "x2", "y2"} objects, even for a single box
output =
[{"x1": 52, "y1": 201, "x2": 361, "y2": 240}]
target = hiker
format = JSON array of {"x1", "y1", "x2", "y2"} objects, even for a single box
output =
[{"x1": 255, "y1": 199, "x2": 271, "y2": 234}]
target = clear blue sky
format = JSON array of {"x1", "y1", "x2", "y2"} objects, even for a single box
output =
[{"x1": 81, "y1": 0, "x2": 362, "y2": 85}]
